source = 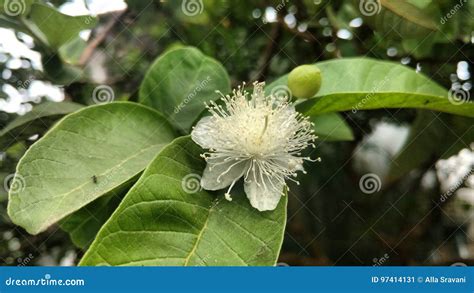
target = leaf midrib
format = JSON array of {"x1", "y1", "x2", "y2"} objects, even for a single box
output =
[{"x1": 183, "y1": 201, "x2": 214, "y2": 266}]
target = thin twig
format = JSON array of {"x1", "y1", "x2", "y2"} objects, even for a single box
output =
[
  {"x1": 78, "y1": 10, "x2": 126, "y2": 66},
  {"x1": 252, "y1": 22, "x2": 282, "y2": 81},
  {"x1": 279, "y1": 17, "x2": 318, "y2": 42}
]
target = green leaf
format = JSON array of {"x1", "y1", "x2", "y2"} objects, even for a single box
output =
[
  {"x1": 311, "y1": 113, "x2": 354, "y2": 141},
  {"x1": 59, "y1": 37, "x2": 87, "y2": 65},
  {"x1": 0, "y1": 101, "x2": 83, "y2": 150},
  {"x1": 0, "y1": 15, "x2": 26, "y2": 32},
  {"x1": 276, "y1": 58, "x2": 473, "y2": 117},
  {"x1": 60, "y1": 188, "x2": 127, "y2": 249},
  {"x1": 7, "y1": 102, "x2": 176, "y2": 235},
  {"x1": 139, "y1": 47, "x2": 231, "y2": 133},
  {"x1": 360, "y1": 0, "x2": 439, "y2": 39},
  {"x1": 28, "y1": 3, "x2": 97, "y2": 49},
  {"x1": 80, "y1": 137, "x2": 287, "y2": 266},
  {"x1": 41, "y1": 53, "x2": 83, "y2": 85}
]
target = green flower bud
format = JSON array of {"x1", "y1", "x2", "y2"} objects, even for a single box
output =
[{"x1": 288, "y1": 65, "x2": 322, "y2": 99}]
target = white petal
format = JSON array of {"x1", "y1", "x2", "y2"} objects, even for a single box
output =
[
  {"x1": 191, "y1": 116, "x2": 218, "y2": 149},
  {"x1": 274, "y1": 155, "x2": 304, "y2": 173},
  {"x1": 201, "y1": 158, "x2": 248, "y2": 190},
  {"x1": 244, "y1": 175, "x2": 285, "y2": 211}
]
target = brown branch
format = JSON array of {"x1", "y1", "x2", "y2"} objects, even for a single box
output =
[
  {"x1": 278, "y1": 17, "x2": 318, "y2": 43},
  {"x1": 251, "y1": 22, "x2": 282, "y2": 81},
  {"x1": 78, "y1": 10, "x2": 126, "y2": 66}
]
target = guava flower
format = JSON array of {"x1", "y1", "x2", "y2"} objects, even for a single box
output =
[{"x1": 191, "y1": 82, "x2": 318, "y2": 211}]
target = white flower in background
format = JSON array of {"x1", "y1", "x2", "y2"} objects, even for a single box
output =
[{"x1": 191, "y1": 82, "x2": 318, "y2": 211}]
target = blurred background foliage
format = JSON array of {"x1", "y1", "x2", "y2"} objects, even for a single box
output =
[{"x1": 0, "y1": 0, "x2": 473, "y2": 266}]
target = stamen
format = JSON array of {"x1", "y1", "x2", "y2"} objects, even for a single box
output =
[
  {"x1": 225, "y1": 180, "x2": 237, "y2": 201},
  {"x1": 259, "y1": 115, "x2": 269, "y2": 140}
]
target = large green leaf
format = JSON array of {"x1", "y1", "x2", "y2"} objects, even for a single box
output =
[
  {"x1": 8, "y1": 102, "x2": 176, "y2": 234},
  {"x1": 80, "y1": 137, "x2": 287, "y2": 266},
  {"x1": 299, "y1": 90, "x2": 474, "y2": 117},
  {"x1": 139, "y1": 47, "x2": 231, "y2": 133},
  {"x1": 311, "y1": 113, "x2": 354, "y2": 142},
  {"x1": 267, "y1": 58, "x2": 473, "y2": 117},
  {"x1": 0, "y1": 101, "x2": 83, "y2": 150},
  {"x1": 60, "y1": 187, "x2": 127, "y2": 249},
  {"x1": 28, "y1": 3, "x2": 97, "y2": 49}
]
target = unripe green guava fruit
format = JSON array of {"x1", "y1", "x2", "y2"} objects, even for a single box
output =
[{"x1": 288, "y1": 65, "x2": 322, "y2": 99}]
